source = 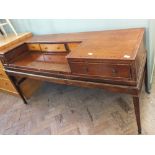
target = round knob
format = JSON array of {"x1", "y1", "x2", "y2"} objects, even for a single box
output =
[
  {"x1": 45, "y1": 47, "x2": 48, "y2": 50},
  {"x1": 57, "y1": 47, "x2": 60, "y2": 49}
]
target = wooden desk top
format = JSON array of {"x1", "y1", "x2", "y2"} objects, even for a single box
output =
[{"x1": 26, "y1": 28, "x2": 144, "y2": 61}]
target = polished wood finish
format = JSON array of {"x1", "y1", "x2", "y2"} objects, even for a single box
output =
[
  {"x1": 0, "y1": 32, "x2": 32, "y2": 51},
  {"x1": 67, "y1": 29, "x2": 145, "y2": 87},
  {"x1": 0, "y1": 28, "x2": 147, "y2": 134},
  {"x1": 68, "y1": 43, "x2": 81, "y2": 50},
  {"x1": 0, "y1": 61, "x2": 3, "y2": 68},
  {"x1": 69, "y1": 62, "x2": 132, "y2": 78},
  {"x1": 40, "y1": 44, "x2": 66, "y2": 52},
  {"x1": 0, "y1": 68, "x2": 9, "y2": 79},
  {"x1": 0, "y1": 78, "x2": 17, "y2": 93},
  {"x1": 0, "y1": 60, "x2": 17, "y2": 94},
  {"x1": 27, "y1": 44, "x2": 41, "y2": 51}
]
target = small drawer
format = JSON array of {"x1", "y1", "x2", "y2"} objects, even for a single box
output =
[
  {"x1": 27, "y1": 44, "x2": 41, "y2": 51},
  {"x1": 40, "y1": 44, "x2": 66, "y2": 52},
  {"x1": 0, "y1": 69, "x2": 8, "y2": 79},
  {"x1": 0, "y1": 78, "x2": 16, "y2": 92}
]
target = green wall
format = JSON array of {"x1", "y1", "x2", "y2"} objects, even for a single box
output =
[
  {"x1": 147, "y1": 20, "x2": 155, "y2": 89},
  {"x1": 10, "y1": 19, "x2": 148, "y2": 34},
  {"x1": 8, "y1": 19, "x2": 155, "y2": 91}
]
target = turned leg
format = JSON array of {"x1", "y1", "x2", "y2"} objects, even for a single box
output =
[
  {"x1": 9, "y1": 75, "x2": 28, "y2": 104},
  {"x1": 133, "y1": 96, "x2": 141, "y2": 134}
]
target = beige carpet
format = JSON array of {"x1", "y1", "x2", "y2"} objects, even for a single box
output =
[{"x1": 0, "y1": 76, "x2": 155, "y2": 135}]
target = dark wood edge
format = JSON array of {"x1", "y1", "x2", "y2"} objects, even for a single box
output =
[
  {"x1": 5, "y1": 69, "x2": 139, "y2": 96},
  {"x1": 25, "y1": 41, "x2": 82, "y2": 44}
]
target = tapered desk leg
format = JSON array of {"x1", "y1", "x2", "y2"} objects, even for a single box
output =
[
  {"x1": 9, "y1": 75, "x2": 28, "y2": 104},
  {"x1": 145, "y1": 60, "x2": 150, "y2": 94},
  {"x1": 133, "y1": 96, "x2": 141, "y2": 134}
]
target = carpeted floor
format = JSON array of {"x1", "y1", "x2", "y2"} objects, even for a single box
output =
[{"x1": 0, "y1": 76, "x2": 155, "y2": 135}]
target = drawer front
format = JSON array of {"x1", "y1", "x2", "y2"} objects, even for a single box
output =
[
  {"x1": 69, "y1": 62, "x2": 88, "y2": 75},
  {"x1": 0, "y1": 69, "x2": 8, "y2": 79},
  {"x1": 0, "y1": 78, "x2": 16, "y2": 92},
  {"x1": 87, "y1": 63, "x2": 131, "y2": 79},
  {"x1": 70, "y1": 62, "x2": 131, "y2": 79},
  {"x1": 40, "y1": 44, "x2": 66, "y2": 52},
  {"x1": 27, "y1": 44, "x2": 41, "y2": 51}
]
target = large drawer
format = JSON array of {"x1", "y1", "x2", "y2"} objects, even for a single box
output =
[
  {"x1": 88, "y1": 63, "x2": 131, "y2": 79},
  {"x1": 0, "y1": 69, "x2": 8, "y2": 79},
  {"x1": 0, "y1": 78, "x2": 16, "y2": 92},
  {"x1": 69, "y1": 62, "x2": 132, "y2": 79}
]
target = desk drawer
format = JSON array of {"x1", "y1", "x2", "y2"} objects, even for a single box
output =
[
  {"x1": 70, "y1": 62, "x2": 131, "y2": 79},
  {"x1": 40, "y1": 44, "x2": 66, "y2": 52},
  {"x1": 27, "y1": 44, "x2": 41, "y2": 51},
  {"x1": 87, "y1": 63, "x2": 131, "y2": 79},
  {"x1": 0, "y1": 78, "x2": 16, "y2": 92},
  {"x1": 0, "y1": 69, "x2": 8, "y2": 79}
]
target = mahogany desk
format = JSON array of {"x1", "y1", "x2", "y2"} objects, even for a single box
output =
[{"x1": 0, "y1": 28, "x2": 148, "y2": 134}]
